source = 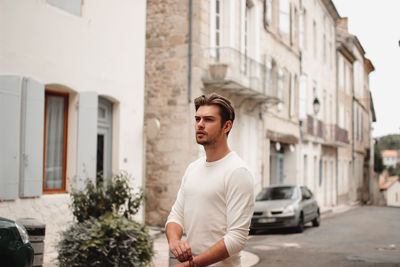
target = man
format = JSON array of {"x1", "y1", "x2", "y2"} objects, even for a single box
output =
[{"x1": 166, "y1": 93, "x2": 255, "y2": 267}]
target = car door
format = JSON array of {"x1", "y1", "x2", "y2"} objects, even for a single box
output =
[
  {"x1": 300, "y1": 186, "x2": 313, "y2": 222},
  {"x1": 305, "y1": 186, "x2": 319, "y2": 218}
]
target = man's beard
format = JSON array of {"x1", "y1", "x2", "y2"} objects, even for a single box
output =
[{"x1": 196, "y1": 128, "x2": 223, "y2": 146}]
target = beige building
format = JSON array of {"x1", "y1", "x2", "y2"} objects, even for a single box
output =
[{"x1": 336, "y1": 17, "x2": 376, "y2": 204}]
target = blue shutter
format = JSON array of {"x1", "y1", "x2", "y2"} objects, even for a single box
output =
[
  {"x1": 0, "y1": 75, "x2": 22, "y2": 200},
  {"x1": 76, "y1": 92, "x2": 98, "y2": 190},
  {"x1": 20, "y1": 78, "x2": 45, "y2": 197}
]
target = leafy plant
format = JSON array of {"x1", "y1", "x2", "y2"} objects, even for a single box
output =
[
  {"x1": 71, "y1": 171, "x2": 145, "y2": 222},
  {"x1": 57, "y1": 213, "x2": 154, "y2": 267},
  {"x1": 57, "y1": 171, "x2": 153, "y2": 266}
]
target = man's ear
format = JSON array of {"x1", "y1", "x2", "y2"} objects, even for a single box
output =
[{"x1": 224, "y1": 120, "x2": 232, "y2": 133}]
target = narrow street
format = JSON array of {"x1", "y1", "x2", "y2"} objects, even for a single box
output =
[{"x1": 246, "y1": 206, "x2": 400, "y2": 267}]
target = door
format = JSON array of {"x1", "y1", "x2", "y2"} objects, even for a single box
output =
[
  {"x1": 270, "y1": 152, "x2": 285, "y2": 185},
  {"x1": 97, "y1": 97, "x2": 113, "y2": 180}
]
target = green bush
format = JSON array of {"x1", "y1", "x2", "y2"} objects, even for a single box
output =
[
  {"x1": 71, "y1": 171, "x2": 145, "y2": 222},
  {"x1": 57, "y1": 213, "x2": 154, "y2": 267},
  {"x1": 57, "y1": 172, "x2": 153, "y2": 266}
]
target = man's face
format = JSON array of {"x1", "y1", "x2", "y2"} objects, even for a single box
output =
[{"x1": 195, "y1": 105, "x2": 230, "y2": 146}]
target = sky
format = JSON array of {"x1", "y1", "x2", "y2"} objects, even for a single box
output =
[{"x1": 332, "y1": 0, "x2": 400, "y2": 138}]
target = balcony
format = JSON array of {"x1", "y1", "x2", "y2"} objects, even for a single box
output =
[
  {"x1": 304, "y1": 115, "x2": 324, "y2": 140},
  {"x1": 323, "y1": 124, "x2": 350, "y2": 147},
  {"x1": 202, "y1": 47, "x2": 280, "y2": 104},
  {"x1": 303, "y1": 116, "x2": 349, "y2": 147},
  {"x1": 335, "y1": 125, "x2": 350, "y2": 144}
]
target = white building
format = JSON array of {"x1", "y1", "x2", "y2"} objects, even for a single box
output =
[
  {"x1": 0, "y1": 0, "x2": 147, "y2": 264},
  {"x1": 382, "y1": 150, "x2": 399, "y2": 168},
  {"x1": 387, "y1": 180, "x2": 400, "y2": 207},
  {"x1": 297, "y1": 0, "x2": 340, "y2": 208}
]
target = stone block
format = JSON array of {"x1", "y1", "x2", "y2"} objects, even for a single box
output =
[{"x1": 169, "y1": 35, "x2": 184, "y2": 46}]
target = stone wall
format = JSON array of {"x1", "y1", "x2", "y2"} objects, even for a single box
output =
[{"x1": 144, "y1": 0, "x2": 200, "y2": 226}]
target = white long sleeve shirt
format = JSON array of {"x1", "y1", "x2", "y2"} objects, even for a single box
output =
[{"x1": 166, "y1": 151, "x2": 255, "y2": 267}]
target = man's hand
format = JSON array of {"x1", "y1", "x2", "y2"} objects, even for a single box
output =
[{"x1": 169, "y1": 239, "x2": 193, "y2": 263}]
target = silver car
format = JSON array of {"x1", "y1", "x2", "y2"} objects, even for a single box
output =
[{"x1": 250, "y1": 185, "x2": 320, "y2": 233}]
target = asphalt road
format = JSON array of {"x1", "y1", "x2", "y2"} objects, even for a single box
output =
[{"x1": 246, "y1": 206, "x2": 400, "y2": 267}]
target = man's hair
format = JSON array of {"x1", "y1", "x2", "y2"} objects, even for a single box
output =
[{"x1": 194, "y1": 93, "x2": 235, "y2": 127}]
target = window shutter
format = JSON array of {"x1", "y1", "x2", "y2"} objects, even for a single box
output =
[
  {"x1": 20, "y1": 78, "x2": 45, "y2": 197},
  {"x1": 0, "y1": 75, "x2": 22, "y2": 200},
  {"x1": 76, "y1": 92, "x2": 98, "y2": 190}
]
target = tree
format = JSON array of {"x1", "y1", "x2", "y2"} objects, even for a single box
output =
[
  {"x1": 376, "y1": 134, "x2": 400, "y2": 150},
  {"x1": 374, "y1": 143, "x2": 385, "y2": 173}
]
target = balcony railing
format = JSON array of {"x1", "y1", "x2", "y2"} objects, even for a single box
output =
[
  {"x1": 335, "y1": 125, "x2": 350, "y2": 144},
  {"x1": 203, "y1": 47, "x2": 278, "y2": 100},
  {"x1": 304, "y1": 117, "x2": 349, "y2": 146}
]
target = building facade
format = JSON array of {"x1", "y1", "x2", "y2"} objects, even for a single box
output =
[
  {"x1": 144, "y1": 0, "x2": 377, "y2": 226},
  {"x1": 0, "y1": 0, "x2": 147, "y2": 264}
]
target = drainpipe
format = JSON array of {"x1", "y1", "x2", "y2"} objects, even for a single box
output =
[{"x1": 188, "y1": 0, "x2": 193, "y2": 103}]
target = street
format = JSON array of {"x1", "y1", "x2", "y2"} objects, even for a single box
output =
[{"x1": 246, "y1": 206, "x2": 400, "y2": 267}]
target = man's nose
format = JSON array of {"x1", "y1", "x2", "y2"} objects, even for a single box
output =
[{"x1": 197, "y1": 119, "x2": 205, "y2": 128}]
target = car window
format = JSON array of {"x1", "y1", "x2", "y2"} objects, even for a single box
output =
[
  {"x1": 301, "y1": 187, "x2": 311, "y2": 200},
  {"x1": 256, "y1": 186, "x2": 297, "y2": 201},
  {"x1": 305, "y1": 187, "x2": 313, "y2": 197}
]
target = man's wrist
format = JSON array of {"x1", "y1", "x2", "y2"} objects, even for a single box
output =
[{"x1": 188, "y1": 257, "x2": 196, "y2": 267}]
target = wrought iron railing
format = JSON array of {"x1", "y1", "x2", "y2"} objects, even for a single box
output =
[{"x1": 203, "y1": 47, "x2": 277, "y2": 98}]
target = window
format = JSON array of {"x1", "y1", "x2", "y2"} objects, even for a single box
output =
[
  {"x1": 279, "y1": 0, "x2": 290, "y2": 36},
  {"x1": 47, "y1": 0, "x2": 82, "y2": 16},
  {"x1": 290, "y1": 5, "x2": 296, "y2": 45},
  {"x1": 338, "y1": 56, "x2": 344, "y2": 89},
  {"x1": 97, "y1": 97, "x2": 113, "y2": 180},
  {"x1": 323, "y1": 34, "x2": 326, "y2": 63},
  {"x1": 277, "y1": 67, "x2": 284, "y2": 101},
  {"x1": 216, "y1": 0, "x2": 221, "y2": 49},
  {"x1": 319, "y1": 158, "x2": 323, "y2": 186},
  {"x1": 290, "y1": 74, "x2": 296, "y2": 117},
  {"x1": 304, "y1": 155, "x2": 308, "y2": 186},
  {"x1": 314, "y1": 156, "x2": 317, "y2": 190},
  {"x1": 339, "y1": 105, "x2": 344, "y2": 128},
  {"x1": 43, "y1": 91, "x2": 68, "y2": 192},
  {"x1": 264, "y1": 0, "x2": 273, "y2": 26},
  {"x1": 313, "y1": 20, "x2": 317, "y2": 58}
]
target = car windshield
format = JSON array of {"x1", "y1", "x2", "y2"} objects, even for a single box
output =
[{"x1": 256, "y1": 186, "x2": 297, "y2": 201}]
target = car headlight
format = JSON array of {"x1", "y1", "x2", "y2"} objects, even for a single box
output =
[
  {"x1": 15, "y1": 222, "x2": 30, "y2": 244},
  {"x1": 283, "y1": 205, "x2": 295, "y2": 216}
]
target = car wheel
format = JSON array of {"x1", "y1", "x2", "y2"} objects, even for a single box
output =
[
  {"x1": 295, "y1": 213, "x2": 304, "y2": 233},
  {"x1": 312, "y1": 211, "x2": 320, "y2": 227}
]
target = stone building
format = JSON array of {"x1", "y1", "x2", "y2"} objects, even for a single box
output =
[{"x1": 0, "y1": 0, "x2": 147, "y2": 264}]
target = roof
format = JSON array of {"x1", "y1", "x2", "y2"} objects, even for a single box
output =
[
  {"x1": 380, "y1": 176, "x2": 399, "y2": 190},
  {"x1": 321, "y1": 0, "x2": 341, "y2": 21},
  {"x1": 382, "y1": 150, "x2": 398, "y2": 157}
]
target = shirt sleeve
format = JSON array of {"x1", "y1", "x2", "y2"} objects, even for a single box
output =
[
  {"x1": 223, "y1": 167, "x2": 255, "y2": 256},
  {"x1": 165, "y1": 168, "x2": 188, "y2": 231}
]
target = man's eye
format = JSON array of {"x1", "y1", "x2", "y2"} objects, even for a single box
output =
[{"x1": 195, "y1": 118, "x2": 200, "y2": 122}]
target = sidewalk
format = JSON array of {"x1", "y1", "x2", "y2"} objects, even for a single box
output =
[
  {"x1": 149, "y1": 227, "x2": 259, "y2": 267},
  {"x1": 320, "y1": 202, "x2": 359, "y2": 218},
  {"x1": 149, "y1": 203, "x2": 358, "y2": 266}
]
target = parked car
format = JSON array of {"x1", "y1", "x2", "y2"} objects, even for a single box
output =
[
  {"x1": 0, "y1": 217, "x2": 34, "y2": 267},
  {"x1": 250, "y1": 185, "x2": 320, "y2": 233}
]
